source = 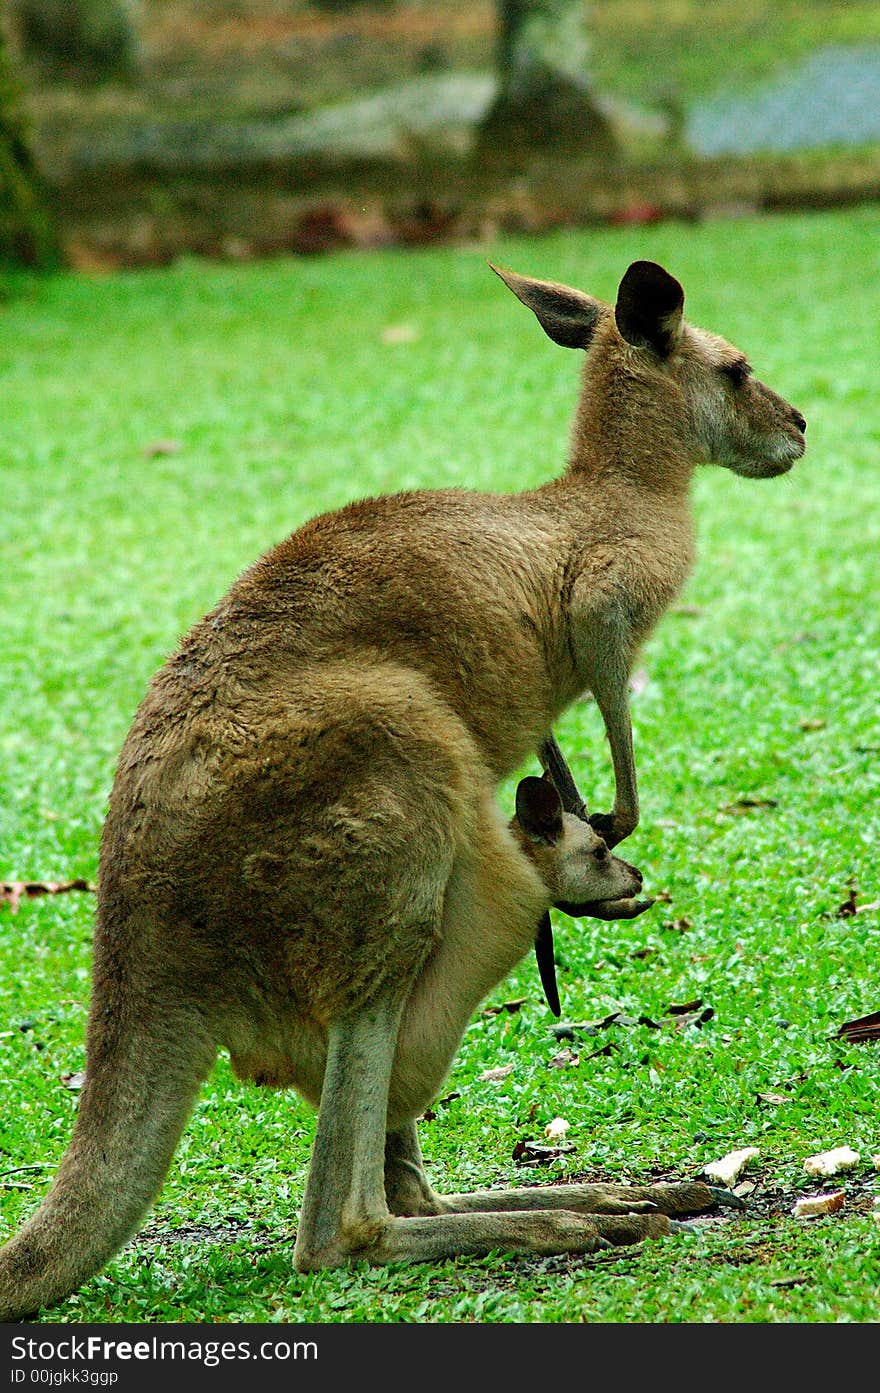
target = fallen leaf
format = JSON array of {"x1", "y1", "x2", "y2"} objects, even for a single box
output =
[
  {"x1": 770, "y1": 1276, "x2": 807, "y2": 1289},
  {"x1": 572, "y1": 1012, "x2": 622, "y2": 1035},
  {"x1": 661, "y1": 916, "x2": 692, "y2": 933},
  {"x1": 60, "y1": 1071, "x2": 85, "y2": 1091},
  {"x1": 718, "y1": 797, "x2": 777, "y2": 815},
  {"x1": 757, "y1": 1091, "x2": 789, "y2": 1107},
  {"x1": 835, "y1": 1010, "x2": 880, "y2": 1044},
  {"x1": 381, "y1": 323, "x2": 418, "y2": 345},
  {"x1": 671, "y1": 604, "x2": 704, "y2": 617},
  {"x1": 1, "y1": 880, "x2": 94, "y2": 913},
  {"x1": 734, "y1": 1180, "x2": 757, "y2": 1198},
  {"x1": 544, "y1": 1117, "x2": 570, "y2": 1140},
  {"x1": 775, "y1": 631, "x2": 818, "y2": 651},
  {"x1": 420, "y1": 1091, "x2": 460, "y2": 1121},
  {"x1": 873, "y1": 1154, "x2": 880, "y2": 1171},
  {"x1": 479, "y1": 1064, "x2": 515, "y2": 1083},
  {"x1": 834, "y1": 882, "x2": 859, "y2": 918},
  {"x1": 792, "y1": 1190, "x2": 845, "y2": 1218},
  {"x1": 653, "y1": 889, "x2": 673, "y2": 904},
  {"x1": 142, "y1": 439, "x2": 181, "y2": 458},
  {"x1": 798, "y1": 717, "x2": 826, "y2": 732},
  {"x1": 704, "y1": 1147, "x2": 759, "y2": 1187},
  {"x1": 856, "y1": 898, "x2": 880, "y2": 916},
  {"x1": 630, "y1": 946, "x2": 658, "y2": 961},
  {"x1": 513, "y1": 1139, "x2": 575, "y2": 1166},
  {"x1": 548, "y1": 1048, "x2": 579, "y2": 1069},
  {"x1": 585, "y1": 1042, "x2": 619, "y2": 1061},
  {"x1": 666, "y1": 998, "x2": 703, "y2": 1016},
  {"x1": 672, "y1": 1006, "x2": 714, "y2": 1030},
  {"x1": 803, "y1": 1146, "x2": 861, "y2": 1177},
  {"x1": 483, "y1": 996, "x2": 528, "y2": 1017}
]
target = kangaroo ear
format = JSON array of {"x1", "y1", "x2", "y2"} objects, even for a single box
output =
[
  {"x1": 490, "y1": 264, "x2": 602, "y2": 350},
  {"x1": 615, "y1": 260, "x2": 684, "y2": 355},
  {"x1": 515, "y1": 776, "x2": 564, "y2": 844}
]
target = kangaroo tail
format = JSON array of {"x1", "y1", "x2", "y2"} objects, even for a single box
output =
[{"x1": 0, "y1": 944, "x2": 216, "y2": 1320}]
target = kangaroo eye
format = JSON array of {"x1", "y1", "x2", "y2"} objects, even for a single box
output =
[
  {"x1": 593, "y1": 844, "x2": 607, "y2": 861},
  {"x1": 722, "y1": 359, "x2": 751, "y2": 388}
]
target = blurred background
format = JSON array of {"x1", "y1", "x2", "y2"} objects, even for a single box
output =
[{"x1": 3, "y1": 0, "x2": 880, "y2": 268}]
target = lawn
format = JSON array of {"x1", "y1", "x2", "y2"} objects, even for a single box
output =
[{"x1": 0, "y1": 205, "x2": 878, "y2": 1324}]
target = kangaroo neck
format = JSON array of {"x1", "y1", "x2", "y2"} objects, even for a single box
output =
[{"x1": 563, "y1": 377, "x2": 699, "y2": 498}]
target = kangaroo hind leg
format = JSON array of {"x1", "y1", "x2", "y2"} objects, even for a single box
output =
[{"x1": 294, "y1": 1002, "x2": 641, "y2": 1270}]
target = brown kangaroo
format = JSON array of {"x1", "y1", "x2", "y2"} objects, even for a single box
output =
[{"x1": 0, "y1": 260, "x2": 805, "y2": 1316}]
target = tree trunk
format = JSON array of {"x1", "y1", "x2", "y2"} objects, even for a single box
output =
[
  {"x1": 482, "y1": 0, "x2": 615, "y2": 155},
  {"x1": 0, "y1": 23, "x2": 55, "y2": 266}
]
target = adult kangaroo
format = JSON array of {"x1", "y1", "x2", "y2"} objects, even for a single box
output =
[{"x1": 0, "y1": 260, "x2": 805, "y2": 1316}]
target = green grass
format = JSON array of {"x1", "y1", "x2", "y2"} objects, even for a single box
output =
[{"x1": 1, "y1": 205, "x2": 879, "y2": 1323}]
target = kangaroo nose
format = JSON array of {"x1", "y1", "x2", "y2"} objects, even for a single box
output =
[{"x1": 792, "y1": 409, "x2": 806, "y2": 433}]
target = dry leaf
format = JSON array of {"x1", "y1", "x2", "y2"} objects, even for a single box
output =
[
  {"x1": 143, "y1": 439, "x2": 181, "y2": 458},
  {"x1": 671, "y1": 604, "x2": 704, "y2": 617},
  {"x1": 672, "y1": 1005, "x2": 714, "y2": 1030},
  {"x1": 792, "y1": 1190, "x2": 845, "y2": 1218},
  {"x1": 1, "y1": 880, "x2": 94, "y2": 913},
  {"x1": 835, "y1": 1010, "x2": 880, "y2": 1044},
  {"x1": 574, "y1": 1012, "x2": 622, "y2": 1035},
  {"x1": 513, "y1": 1139, "x2": 575, "y2": 1166},
  {"x1": 544, "y1": 1117, "x2": 570, "y2": 1140},
  {"x1": 834, "y1": 882, "x2": 859, "y2": 918},
  {"x1": 479, "y1": 1064, "x2": 514, "y2": 1083},
  {"x1": 798, "y1": 717, "x2": 826, "y2": 732},
  {"x1": 630, "y1": 946, "x2": 658, "y2": 961},
  {"x1": 803, "y1": 1146, "x2": 861, "y2": 1177},
  {"x1": 381, "y1": 323, "x2": 418, "y2": 346},
  {"x1": 666, "y1": 998, "x2": 703, "y2": 1016},
  {"x1": 661, "y1": 916, "x2": 692, "y2": 933},
  {"x1": 420, "y1": 1090, "x2": 460, "y2": 1121},
  {"x1": 703, "y1": 1147, "x2": 759, "y2": 1187},
  {"x1": 718, "y1": 797, "x2": 777, "y2": 816},
  {"x1": 483, "y1": 997, "x2": 527, "y2": 1017},
  {"x1": 873, "y1": 1154, "x2": 880, "y2": 1171},
  {"x1": 548, "y1": 1049, "x2": 579, "y2": 1069},
  {"x1": 60, "y1": 1071, "x2": 85, "y2": 1091},
  {"x1": 757, "y1": 1091, "x2": 789, "y2": 1107}
]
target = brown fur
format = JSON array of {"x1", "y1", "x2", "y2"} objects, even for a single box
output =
[{"x1": 0, "y1": 260, "x2": 804, "y2": 1314}]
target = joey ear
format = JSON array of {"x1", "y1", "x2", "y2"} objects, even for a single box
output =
[
  {"x1": 615, "y1": 260, "x2": 684, "y2": 355},
  {"x1": 515, "y1": 776, "x2": 564, "y2": 844},
  {"x1": 490, "y1": 264, "x2": 602, "y2": 350}
]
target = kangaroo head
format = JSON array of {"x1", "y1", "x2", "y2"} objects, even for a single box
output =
[
  {"x1": 512, "y1": 776, "x2": 642, "y2": 909},
  {"x1": 492, "y1": 260, "x2": 806, "y2": 481}
]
